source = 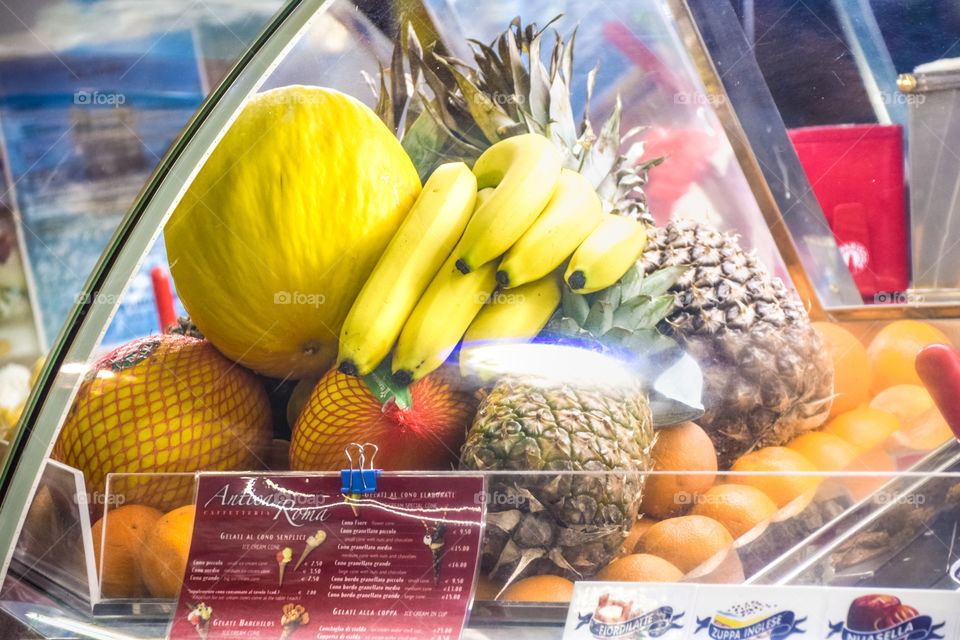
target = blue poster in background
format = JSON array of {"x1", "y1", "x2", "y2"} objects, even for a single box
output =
[{"x1": 0, "y1": 30, "x2": 199, "y2": 350}]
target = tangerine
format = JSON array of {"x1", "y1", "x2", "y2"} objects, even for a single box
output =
[
  {"x1": 596, "y1": 554, "x2": 684, "y2": 582},
  {"x1": 866, "y1": 321, "x2": 950, "y2": 394},
  {"x1": 91, "y1": 504, "x2": 162, "y2": 598},
  {"x1": 812, "y1": 322, "x2": 870, "y2": 417},
  {"x1": 639, "y1": 422, "x2": 717, "y2": 519},
  {"x1": 138, "y1": 505, "x2": 195, "y2": 599},
  {"x1": 635, "y1": 515, "x2": 734, "y2": 574},
  {"x1": 825, "y1": 407, "x2": 900, "y2": 454},
  {"x1": 499, "y1": 575, "x2": 574, "y2": 602},
  {"x1": 689, "y1": 484, "x2": 777, "y2": 541},
  {"x1": 787, "y1": 431, "x2": 857, "y2": 471},
  {"x1": 729, "y1": 446, "x2": 821, "y2": 508}
]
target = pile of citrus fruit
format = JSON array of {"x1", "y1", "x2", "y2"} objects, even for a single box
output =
[
  {"x1": 92, "y1": 502, "x2": 196, "y2": 599},
  {"x1": 496, "y1": 320, "x2": 955, "y2": 602}
]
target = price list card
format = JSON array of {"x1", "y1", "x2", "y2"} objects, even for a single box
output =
[{"x1": 169, "y1": 474, "x2": 485, "y2": 640}]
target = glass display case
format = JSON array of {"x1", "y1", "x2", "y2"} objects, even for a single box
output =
[{"x1": 1, "y1": 0, "x2": 959, "y2": 638}]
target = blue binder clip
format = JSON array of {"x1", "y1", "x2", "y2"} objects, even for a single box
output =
[{"x1": 341, "y1": 442, "x2": 381, "y2": 494}]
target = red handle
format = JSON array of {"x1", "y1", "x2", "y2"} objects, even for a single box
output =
[
  {"x1": 151, "y1": 266, "x2": 177, "y2": 333},
  {"x1": 915, "y1": 342, "x2": 960, "y2": 442}
]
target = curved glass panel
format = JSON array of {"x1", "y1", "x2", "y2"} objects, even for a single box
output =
[{"x1": 0, "y1": 1, "x2": 959, "y2": 637}]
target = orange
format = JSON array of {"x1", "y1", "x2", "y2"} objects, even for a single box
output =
[
  {"x1": 639, "y1": 422, "x2": 717, "y2": 519},
  {"x1": 870, "y1": 385, "x2": 953, "y2": 450},
  {"x1": 91, "y1": 504, "x2": 162, "y2": 598},
  {"x1": 787, "y1": 431, "x2": 857, "y2": 471},
  {"x1": 866, "y1": 320, "x2": 950, "y2": 394},
  {"x1": 138, "y1": 505, "x2": 195, "y2": 599},
  {"x1": 729, "y1": 447, "x2": 821, "y2": 508},
  {"x1": 689, "y1": 484, "x2": 777, "y2": 541},
  {"x1": 499, "y1": 575, "x2": 574, "y2": 602},
  {"x1": 596, "y1": 553, "x2": 683, "y2": 582},
  {"x1": 812, "y1": 322, "x2": 870, "y2": 418},
  {"x1": 825, "y1": 407, "x2": 900, "y2": 454},
  {"x1": 618, "y1": 518, "x2": 658, "y2": 556},
  {"x1": 635, "y1": 515, "x2": 734, "y2": 574}
]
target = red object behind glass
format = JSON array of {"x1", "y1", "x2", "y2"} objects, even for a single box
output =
[{"x1": 788, "y1": 125, "x2": 908, "y2": 301}]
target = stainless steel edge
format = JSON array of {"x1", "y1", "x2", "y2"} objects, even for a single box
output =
[
  {"x1": 0, "y1": 0, "x2": 334, "y2": 584},
  {"x1": 673, "y1": 0, "x2": 863, "y2": 314}
]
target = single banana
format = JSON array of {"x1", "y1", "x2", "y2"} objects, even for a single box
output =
[
  {"x1": 454, "y1": 133, "x2": 562, "y2": 274},
  {"x1": 459, "y1": 272, "x2": 562, "y2": 377},
  {"x1": 564, "y1": 215, "x2": 648, "y2": 294},
  {"x1": 337, "y1": 162, "x2": 477, "y2": 376},
  {"x1": 496, "y1": 169, "x2": 602, "y2": 288},
  {"x1": 392, "y1": 256, "x2": 499, "y2": 385},
  {"x1": 392, "y1": 189, "x2": 499, "y2": 385}
]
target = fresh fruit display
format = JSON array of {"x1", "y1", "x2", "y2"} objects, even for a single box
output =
[
  {"x1": 42, "y1": 7, "x2": 960, "y2": 612},
  {"x1": 290, "y1": 366, "x2": 475, "y2": 471},
  {"x1": 52, "y1": 335, "x2": 271, "y2": 510},
  {"x1": 453, "y1": 133, "x2": 562, "y2": 274},
  {"x1": 565, "y1": 215, "x2": 648, "y2": 294},
  {"x1": 641, "y1": 219, "x2": 835, "y2": 467},
  {"x1": 496, "y1": 169, "x2": 602, "y2": 288},
  {"x1": 337, "y1": 162, "x2": 477, "y2": 377},
  {"x1": 165, "y1": 85, "x2": 422, "y2": 379},
  {"x1": 459, "y1": 371, "x2": 653, "y2": 582}
]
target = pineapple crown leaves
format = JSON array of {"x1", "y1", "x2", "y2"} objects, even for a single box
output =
[
  {"x1": 371, "y1": 16, "x2": 663, "y2": 221},
  {"x1": 552, "y1": 263, "x2": 689, "y2": 359}
]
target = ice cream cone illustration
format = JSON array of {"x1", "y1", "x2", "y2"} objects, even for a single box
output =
[
  {"x1": 422, "y1": 516, "x2": 448, "y2": 583},
  {"x1": 186, "y1": 602, "x2": 213, "y2": 640},
  {"x1": 277, "y1": 548, "x2": 292, "y2": 586},
  {"x1": 280, "y1": 603, "x2": 309, "y2": 640},
  {"x1": 294, "y1": 529, "x2": 326, "y2": 571}
]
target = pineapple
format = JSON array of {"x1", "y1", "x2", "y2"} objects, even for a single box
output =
[
  {"x1": 642, "y1": 219, "x2": 833, "y2": 467},
  {"x1": 459, "y1": 373, "x2": 653, "y2": 582},
  {"x1": 375, "y1": 16, "x2": 832, "y2": 468}
]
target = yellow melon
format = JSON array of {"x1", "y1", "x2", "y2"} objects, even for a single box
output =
[
  {"x1": 164, "y1": 85, "x2": 421, "y2": 379},
  {"x1": 52, "y1": 335, "x2": 271, "y2": 510}
]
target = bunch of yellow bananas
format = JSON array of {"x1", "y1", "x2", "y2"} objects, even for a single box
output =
[{"x1": 337, "y1": 133, "x2": 647, "y2": 385}]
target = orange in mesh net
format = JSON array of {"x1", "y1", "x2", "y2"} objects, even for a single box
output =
[
  {"x1": 52, "y1": 335, "x2": 272, "y2": 511},
  {"x1": 289, "y1": 366, "x2": 475, "y2": 471}
]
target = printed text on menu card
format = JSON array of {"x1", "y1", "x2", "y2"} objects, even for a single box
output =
[{"x1": 169, "y1": 474, "x2": 485, "y2": 640}]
